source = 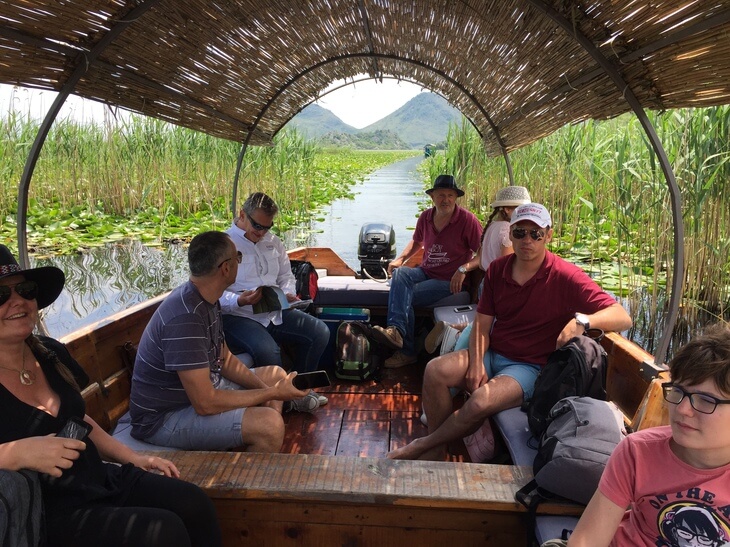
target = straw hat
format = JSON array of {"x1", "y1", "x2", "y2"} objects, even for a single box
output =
[
  {"x1": 489, "y1": 186, "x2": 531, "y2": 208},
  {"x1": 0, "y1": 245, "x2": 65, "y2": 309}
]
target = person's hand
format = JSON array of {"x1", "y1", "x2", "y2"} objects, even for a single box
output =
[
  {"x1": 556, "y1": 318, "x2": 584, "y2": 348},
  {"x1": 237, "y1": 287, "x2": 263, "y2": 306},
  {"x1": 15, "y1": 436, "x2": 86, "y2": 477},
  {"x1": 450, "y1": 269, "x2": 466, "y2": 294},
  {"x1": 129, "y1": 454, "x2": 180, "y2": 478},
  {"x1": 285, "y1": 293, "x2": 300, "y2": 303},
  {"x1": 387, "y1": 257, "x2": 404, "y2": 275},
  {"x1": 465, "y1": 359, "x2": 487, "y2": 394},
  {"x1": 274, "y1": 372, "x2": 309, "y2": 400}
]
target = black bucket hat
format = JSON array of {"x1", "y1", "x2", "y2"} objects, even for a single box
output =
[
  {"x1": 425, "y1": 174, "x2": 465, "y2": 197},
  {"x1": 0, "y1": 245, "x2": 65, "y2": 309}
]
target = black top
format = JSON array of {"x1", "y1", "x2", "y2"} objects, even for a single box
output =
[{"x1": 0, "y1": 336, "x2": 144, "y2": 514}]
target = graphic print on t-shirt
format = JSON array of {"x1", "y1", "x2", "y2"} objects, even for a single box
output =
[
  {"x1": 425, "y1": 243, "x2": 448, "y2": 267},
  {"x1": 655, "y1": 500, "x2": 730, "y2": 547}
]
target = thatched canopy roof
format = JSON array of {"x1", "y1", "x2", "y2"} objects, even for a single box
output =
[{"x1": 0, "y1": 0, "x2": 728, "y2": 154}]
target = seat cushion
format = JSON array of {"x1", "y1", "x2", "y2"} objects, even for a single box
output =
[
  {"x1": 111, "y1": 412, "x2": 174, "y2": 452},
  {"x1": 432, "y1": 304, "x2": 476, "y2": 325},
  {"x1": 493, "y1": 406, "x2": 536, "y2": 467}
]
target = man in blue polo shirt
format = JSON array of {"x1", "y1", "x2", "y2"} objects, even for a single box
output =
[{"x1": 129, "y1": 231, "x2": 308, "y2": 452}]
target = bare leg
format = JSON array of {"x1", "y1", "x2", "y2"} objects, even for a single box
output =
[
  {"x1": 240, "y1": 406, "x2": 285, "y2": 452},
  {"x1": 252, "y1": 365, "x2": 287, "y2": 412},
  {"x1": 388, "y1": 352, "x2": 523, "y2": 460}
]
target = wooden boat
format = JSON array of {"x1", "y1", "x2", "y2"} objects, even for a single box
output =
[
  {"x1": 3, "y1": 1, "x2": 729, "y2": 544},
  {"x1": 56, "y1": 247, "x2": 668, "y2": 546}
]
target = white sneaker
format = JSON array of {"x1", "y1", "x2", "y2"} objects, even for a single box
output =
[
  {"x1": 290, "y1": 391, "x2": 321, "y2": 413},
  {"x1": 316, "y1": 394, "x2": 328, "y2": 406},
  {"x1": 420, "y1": 412, "x2": 428, "y2": 426},
  {"x1": 425, "y1": 321, "x2": 447, "y2": 353},
  {"x1": 439, "y1": 325, "x2": 461, "y2": 355}
]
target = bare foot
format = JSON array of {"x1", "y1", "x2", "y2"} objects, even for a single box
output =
[{"x1": 387, "y1": 438, "x2": 427, "y2": 460}]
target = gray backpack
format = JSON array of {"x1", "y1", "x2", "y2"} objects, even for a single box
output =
[{"x1": 516, "y1": 397, "x2": 624, "y2": 544}]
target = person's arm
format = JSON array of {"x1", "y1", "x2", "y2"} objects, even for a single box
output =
[
  {"x1": 0, "y1": 437, "x2": 85, "y2": 477},
  {"x1": 567, "y1": 489, "x2": 626, "y2": 547},
  {"x1": 387, "y1": 238, "x2": 422, "y2": 274},
  {"x1": 449, "y1": 248, "x2": 480, "y2": 294},
  {"x1": 556, "y1": 303, "x2": 632, "y2": 348},
  {"x1": 465, "y1": 312, "x2": 494, "y2": 393},
  {"x1": 84, "y1": 415, "x2": 180, "y2": 477},
  {"x1": 178, "y1": 365, "x2": 306, "y2": 416}
]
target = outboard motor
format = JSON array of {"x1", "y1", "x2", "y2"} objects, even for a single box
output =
[{"x1": 358, "y1": 222, "x2": 396, "y2": 279}]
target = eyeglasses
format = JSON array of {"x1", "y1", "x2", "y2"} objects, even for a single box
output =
[
  {"x1": 217, "y1": 251, "x2": 243, "y2": 268},
  {"x1": 0, "y1": 280, "x2": 39, "y2": 306},
  {"x1": 662, "y1": 382, "x2": 730, "y2": 415},
  {"x1": 248, "y1": 216, "x2": 273, "y2": 232},
  {"x1": 511, "y1": 227, "x2": 545, "y2": 241},
  {"x1": 675, "y1": 525, "x2": 717, "y2": 546}
]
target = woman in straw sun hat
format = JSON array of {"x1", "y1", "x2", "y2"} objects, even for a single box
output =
[{"x1": 425, "y1": 185, "x2": 532, "y2": 355}]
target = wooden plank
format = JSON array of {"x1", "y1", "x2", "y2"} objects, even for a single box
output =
[
  {"x1": 288, "y1": 247, "x2": 357, "y2": 276},
  {"x1": 282, "y1": 409, "x2": 343, "y2": 455},
  {"x1": 336, "y1": 410, "x2": 391, "y2": 457},
  {"x1": 631, "y1": 377, "x2": 670, "y2": 431}
]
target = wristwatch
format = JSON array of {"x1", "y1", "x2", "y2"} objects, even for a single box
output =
[
  {"x1": 458, "y1": 265, "x2": 468, "y2": 274},
  {"x1": 574, "y1": 313, "x2": 590, "y2": 332}
]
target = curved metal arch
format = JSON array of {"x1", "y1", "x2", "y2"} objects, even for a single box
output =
[
  {"x1": 16, "y1": 0, "x2": 163, "y2": 269},
  {"x1": 525, "y1": 0, "x2": 684, "y2": 365},
  {"x1": 232, "y1": 52, "x2": 516, "y2": 211}
]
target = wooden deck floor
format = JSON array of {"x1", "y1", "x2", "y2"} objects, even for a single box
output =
[{"x1": 281, "y1": 363, "x2": 470, "y2": 462}]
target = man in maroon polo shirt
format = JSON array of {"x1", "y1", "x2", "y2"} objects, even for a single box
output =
[{"x1": 387, "y1": 203, "x2": 632, "y2": 461}]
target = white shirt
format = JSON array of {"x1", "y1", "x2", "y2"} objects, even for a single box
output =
[
  {"x1": 479, "y1": 219, "x2": 512, "y2": 271},
  {"x1": 219, "y1": 221, "x2": 296, "y2": 326}
]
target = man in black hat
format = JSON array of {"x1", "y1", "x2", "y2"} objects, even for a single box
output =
[{"x1": 371, "y1": 174, "x2": 482, "y2": 368}]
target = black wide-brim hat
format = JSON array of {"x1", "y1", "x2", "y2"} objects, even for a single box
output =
[
  {"x1": 0, "y1": 245, "x2": 65, "y2": 309},
  {"x1": 425, "y1": 174, "x2": 465, "y2": 197}
]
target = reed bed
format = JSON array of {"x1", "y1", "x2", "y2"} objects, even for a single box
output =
[
  {"x1": 427, "y1": 106, "x2": 729, "y2": 352},
  {"x1": 0, "y1": 111, "x2": 415, "y2": 251}
]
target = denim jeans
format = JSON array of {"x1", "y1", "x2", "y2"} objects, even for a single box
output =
[
  {"x1": 222, "y1": 309, "x2": 330, "y2": 373},
  {"x1": 387, "y1": 266, "x2": 453, "y2": 355}
]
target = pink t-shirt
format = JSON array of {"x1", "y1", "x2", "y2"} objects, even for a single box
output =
[
  {"x1": 412, "y1": 205, "x2": 482, "y2": 281},
  {"x1": 479, "y1": 220, "x2": 512, "y2": 270},
  {"x1": 477, "y1": 251, "x2": 617, "y2": 365},
  {"x1": 600, "y1": 426, "x2": 730, "y2": 547}
]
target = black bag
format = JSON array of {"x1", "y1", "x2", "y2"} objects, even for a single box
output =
[
  {"x1": 335, "y1": 321, "x2": 379, "y2": 381},
  {"x1": 515, "y1": 397, "x2": 624, "y2": 546},
  {"x1": 290, "y1": 260, "x2": 318, "y2": 301},
  {"x1": 523, "y1": 334, "x2": 607, "y2": 438}
]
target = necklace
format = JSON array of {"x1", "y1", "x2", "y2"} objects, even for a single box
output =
[{"x1": 0, "y1": 345, "x2": 35, "y2": 386}]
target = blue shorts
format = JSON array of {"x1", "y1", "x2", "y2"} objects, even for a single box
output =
[
  {"x1": 483, "y1": 350, "x2": 541, "y2": 400},
  {"x1": 144, "y1": 375, "x2": 245, "y2": 450}
]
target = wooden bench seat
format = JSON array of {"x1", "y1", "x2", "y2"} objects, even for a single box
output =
[{"x1": 158, "y1": 450, "x2": 580, "y2": 546}]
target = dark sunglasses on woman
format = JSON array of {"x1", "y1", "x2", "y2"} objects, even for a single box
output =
[{"x1": 0, "y1": 280, "x2": 39, "y2": 306}]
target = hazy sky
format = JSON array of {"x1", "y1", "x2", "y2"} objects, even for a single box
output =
[{"x1": 0, "y1": 77, "x2": 426, "y2": 129}]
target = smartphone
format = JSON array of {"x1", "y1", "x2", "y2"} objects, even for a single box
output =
[
  {"x1": 56, "y1": 417, "x2": 92, "y2": 440},
  {"x1": 293, "y1": 370, "x2": 331, "y2": 390},
  {"x1": 454, "y1": 305, "x2": 473, "y2": 312}
]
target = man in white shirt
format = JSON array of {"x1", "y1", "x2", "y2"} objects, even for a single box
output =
[{"x1": 219, "y1": 193, "x2": 330, "y2": 409}]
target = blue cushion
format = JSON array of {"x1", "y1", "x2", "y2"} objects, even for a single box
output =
[
  {"x1": 111, "y1": 412, "x2": 174, "y2": 452},
  {"x1": 493, "y1": 406, "x2": 536, "y2": 466}
]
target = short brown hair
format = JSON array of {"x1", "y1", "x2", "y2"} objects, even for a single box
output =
[{"x1": 669, "y1": 323, "x2": 730, "y2": 394}]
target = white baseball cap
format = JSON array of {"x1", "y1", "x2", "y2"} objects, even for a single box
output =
[{"x1": 510, "y1": 203, "x2": 552, "y2": 228}]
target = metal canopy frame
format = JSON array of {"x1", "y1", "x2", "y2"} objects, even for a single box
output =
[{"x1": 13, "y1": 0, "x2": 708, "y2": 364}]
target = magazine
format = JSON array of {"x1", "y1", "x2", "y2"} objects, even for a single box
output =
[{"x1": 251, "y1": 286, "x2": 312, "y2": 314}]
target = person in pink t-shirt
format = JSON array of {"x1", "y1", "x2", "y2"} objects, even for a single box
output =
[
  {"x1": 371, "y1": 175, "x2": 482, "y2": 369},
  {"x1": 387, "y1": 203, "x2": 632, "y2": 461},
  {"x1": 564, "y1": 323, "x2": 730, "y2": 547}
]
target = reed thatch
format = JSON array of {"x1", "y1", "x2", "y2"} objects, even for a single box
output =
[{"x1": 0, "y1": 0, "x2": 728, "y2": 154}]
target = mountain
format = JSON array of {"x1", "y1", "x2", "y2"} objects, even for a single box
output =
[
  {"x1": 362, "y1": 93, "x2": 461, "y2": 148},
  {"x1": 287, "y1": 92, "x2": 462, "y2": 149},
  {"x1": 286, "y1": 104, "x2": 358, "y2": 138}
]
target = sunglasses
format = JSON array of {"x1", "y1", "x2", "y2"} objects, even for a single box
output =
[
  {"x1": 248, "y1": 216, "x2": 273, "y2": 232},
  {"x1": 217, "y1": 251, "x2": 243, "y2": 268},
  {"x1": 0, "y1": 280, "x2": 39, "y2": 306},
  {"x1": 511, "y1": 227, "x2": 545, "y2": 241}
]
